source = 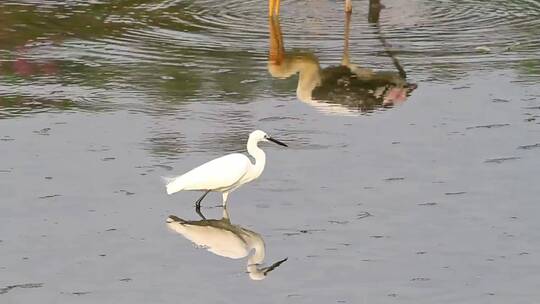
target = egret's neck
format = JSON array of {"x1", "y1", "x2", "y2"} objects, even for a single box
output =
[
  {"x1": 248, "y1": 240, "x2": 265, "y2": 265},
  {"x1": 247, "y1": 139, "x2": 266, "y2": 179},
  {"x1": 246, "y1": 237, "x2": 266, "y2": 280}
]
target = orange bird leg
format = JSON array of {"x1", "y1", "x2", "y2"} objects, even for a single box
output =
[
  {"x1": 274, "y1": 0, "x2": 280, "y2": 15},
  {"x1": 269, "y1": 0, "x2": 280, "y2": 16},
  {"x1": 269, "y1": 0, "x2": 276, "y2": 16},
  {"x1": 341, "y1": 11, "x2": 352, "y2": 66},
  {"x1": 268, "y1": 17, "x2": 285, "y2": 64},
  {"x1": 345, "y1": 0, "x2": 352, "y2": 13}
]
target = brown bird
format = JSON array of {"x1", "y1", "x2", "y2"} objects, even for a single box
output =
[
  {"x1": 267, "y1": 8, "x2": 417, "y2": 114},
  {"x1": 269, "y1": 0, "x2": 352, "y2": 16}
]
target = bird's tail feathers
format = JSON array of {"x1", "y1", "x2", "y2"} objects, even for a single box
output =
[
  {"x1": 166, "y1": 215, "x2": 187, "y2": 224},
  {"x1": 163, "y1": 176, "x2": 186, "y2": 195},
  {"x1": 161, "y1": 176, "x2": 175, "y2": 184}
]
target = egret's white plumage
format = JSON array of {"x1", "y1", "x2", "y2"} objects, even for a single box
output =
[
  {"x1": 166, "y1": 208, "x2": 287, "y2": 280},
  {"x1": 164, "y1": 130, "x2": 287, "y2": 207},
  {"x1": 165, "y1": 154, "x2": 250, "y2": 194}
]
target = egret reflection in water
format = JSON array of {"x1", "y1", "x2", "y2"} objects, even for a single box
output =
[
  {"x1": 166, "y1": 208, "x2": 287, "y2": 281},
  {"x1": 268, "y1": 5, "x2": 417, "y2": 115}
]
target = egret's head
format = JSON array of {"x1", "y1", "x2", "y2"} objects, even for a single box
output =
[
  {"x1": 249, "y1": 130, "x2": 287, "y2": 147},
  {"x1": 249, "y1": 130, "x2": 268, "y2": 141},
  {"x1": 247, "y1": 257, "x2": 288, "y2": 280}
]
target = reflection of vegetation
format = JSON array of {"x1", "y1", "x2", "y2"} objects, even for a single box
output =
[
  {"x1": 0, "y1": 0, "x2": 205, "y2": 49},
  {"x1": 197, "y1": 125, "x2": 255, "y2": 153},
  {"x1": 153, "y1": 65, "x2": 203, "y2": 101},
  {"x1": 516, "y1": 59, "x2": 540, "y2": 82},
  {"x1": 146, "y1": 131, "x2": 187, "y2": 157},
  {"x1": 1, "y1": 0, "x2": 539, "y2": 121},
  {"x1": 0, "y1": 95, "x2": 73, "y2": 119},
  {"x1": 420, "y1": 0, "x2": 540, "y2": 81},
  {"x1": 425, "y1": 63, "x2": 467, "y2": 82},
  {"x1": 0, "y1": 0, "x2": 262, "y2": 119}
]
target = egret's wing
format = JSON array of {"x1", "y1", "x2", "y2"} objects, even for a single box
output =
[
  {"x1": 166, "y1": 218, "x2": 249, "y2": 259},
  {"x1": 166, "y1": 153, "x2": 250, "y2": 194}
]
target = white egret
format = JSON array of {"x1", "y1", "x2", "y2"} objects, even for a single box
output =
[
  {"x1": 164, "y1": 130, "x2": 287, "y2": 209},
  {"x1": 166, "y1": 209, "x2": 287, "y2": 280}
]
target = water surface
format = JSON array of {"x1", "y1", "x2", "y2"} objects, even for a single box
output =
[{"x1": 1, "y1": 0, "x2": 540, "y2": 303}]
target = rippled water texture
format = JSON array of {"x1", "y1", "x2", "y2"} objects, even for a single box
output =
[
  {"x1": 1, "y1": 0, "x2": 539, "y2": 117},
  {"x1": 1, "y1": 0, "x2": 540, "y2": 303}
]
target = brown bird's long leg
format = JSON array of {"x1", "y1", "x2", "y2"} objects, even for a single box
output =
[
  {"x1": 368, "y1": 0, "x2": 407, "y2": 78},
  {"x1": 274, "y1": 0, "x2": 280, "y2": 16},
  {"x1": 341, "y1": 11, "x2": 352, "y2": 66},
  {"x1": 268, "y1": 17, "x2": 285, "y2": 64},
  {"x1": 345, "y1": 0, "x2": 352, "y2": 13},
  {"x1": 268, "y1": 0, "x2": 280, "y2": 16},
  {"x1": 368, "y1": 0, "x2": 381, "y2": 23}
]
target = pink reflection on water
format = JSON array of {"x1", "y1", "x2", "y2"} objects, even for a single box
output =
[{"x1": 8, "y1": 42, "x2": 59, "y2": 77}]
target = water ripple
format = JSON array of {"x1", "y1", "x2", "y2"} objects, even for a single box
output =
[{"x1": 1, "y1": 0, "x2": 540, "y2": 117}]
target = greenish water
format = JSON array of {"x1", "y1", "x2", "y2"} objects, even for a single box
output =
[{"x1": 1, "y1": 0, "x2": 540, "y2": 303}]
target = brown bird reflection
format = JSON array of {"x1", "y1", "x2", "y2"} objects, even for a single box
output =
[
  {"x1": 269, "y1": 0, "x2": 352, "y2": 16},
  {"x1": 268, "y1": 7, "x2": 416, "y2": 115}
]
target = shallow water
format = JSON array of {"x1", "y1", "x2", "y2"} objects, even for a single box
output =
[{"x1": 1, "y1": 0, "x2": 540, "y2": 303}]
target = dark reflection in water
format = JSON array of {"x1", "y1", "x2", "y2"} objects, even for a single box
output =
[
  {"x1": 0, "y1": 0, "x2": 264, "y2": 118},
  {"x1": 268, "y1": 8, "x2": 417, "y2": 114},
  {"x1": 166, "y1": 208, "x2": 287, "y2": 280},
  {"x1": 1, "y1": 0, "x2": 540, "y2": 119}
]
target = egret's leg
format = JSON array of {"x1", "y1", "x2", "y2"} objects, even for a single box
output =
[
  {"x1": 345, "y1": 0, "x2": 352, "y2": 13},
  {"x1": 195, "y1": 190, "x2": 211, "y2": 208},
  {"x1": 196, "y1": 206, "x2": 207, "y2": 220},
  {"x1": 222, "y1": 206, "x2": 230, "y2": 221},
  {"x1": 222, "y1": 192, "x2": 229, "y2": 208},
  {"x1": 274, "y1": 0, "x2": 280, "y2": 16}
]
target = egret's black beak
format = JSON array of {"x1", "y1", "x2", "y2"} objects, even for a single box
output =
[
  {"x1": 267, "y1": 136, "x2": 288, "y2": 147},
  {"x1": 263, "y1": 257, "x2": 288, "y2": 275}
]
